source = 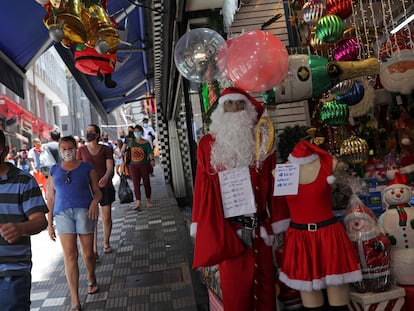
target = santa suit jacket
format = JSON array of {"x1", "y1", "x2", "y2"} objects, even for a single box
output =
[{"x1": 191, "y1": 134, "x2": 286, "y2": 311}]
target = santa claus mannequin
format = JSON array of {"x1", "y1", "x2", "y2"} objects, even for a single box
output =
[
  {"x1": 275, "y1": 140, "x2": 362, "y2": 310},
  {"x1": 190, "y1": 87, "x2": 282, "y2": 311}
]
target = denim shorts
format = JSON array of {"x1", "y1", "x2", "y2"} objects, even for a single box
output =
[
  {"x1": 0, "y1": 275, "x2": 31, "y2": 310},
  {"x1": 54, "y1": 208, "x2": 95, "y2": 235}
]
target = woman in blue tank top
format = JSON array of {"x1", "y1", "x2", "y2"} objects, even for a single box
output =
[{"x1": 46, "y1": 136, "x2": 102, "y2": 311}]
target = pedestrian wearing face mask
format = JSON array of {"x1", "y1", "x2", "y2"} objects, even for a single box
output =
[
  {"x1": 46, "y1": 135, "x2": 102, "y2": 311},
  {"x1": 121, "y1": 125, "x2": 155, "y2": 210},
  {"x1": 77, "y1": 124, "x2": 115, "y2": 258}
]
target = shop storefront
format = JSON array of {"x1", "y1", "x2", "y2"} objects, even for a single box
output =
[{"x1": 0, "y1": 95, "x2": 53, "y2": 148}]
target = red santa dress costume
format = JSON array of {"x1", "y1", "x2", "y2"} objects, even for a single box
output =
[
  {"x1": 191, "y1": 87, "x2": 284, "y2": 311},
  {"x1": 277, "y1": 141, "x2": 362, "y2": 292}
]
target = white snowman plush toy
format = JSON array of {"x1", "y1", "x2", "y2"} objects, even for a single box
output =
[{"x1": 379, "y1": 172, "x2": 414, "y2": 285}]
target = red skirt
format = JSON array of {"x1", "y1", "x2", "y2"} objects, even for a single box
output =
[{"x1": 279, "y1": 221, "x2": 362, "y2": 292}]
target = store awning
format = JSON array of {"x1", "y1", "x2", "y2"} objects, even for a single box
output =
[{"x1": 0, "y1": 1, "x2": 151, "y2": 115}]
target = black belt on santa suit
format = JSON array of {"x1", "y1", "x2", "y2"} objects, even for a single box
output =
[
  {"x1": 289, "y1": 216, "x2": 337, "y2": 232},
  {"x1": 228, "y1": 212, "x2": 268, "y2": 248}
]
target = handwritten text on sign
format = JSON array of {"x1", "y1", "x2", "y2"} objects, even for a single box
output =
[
  {"x1": 219, "y1": 167, "x2": 256, "y2": 218},
  {"x1": 273, "y1": 164, "x2": 299, "y2": 196}
]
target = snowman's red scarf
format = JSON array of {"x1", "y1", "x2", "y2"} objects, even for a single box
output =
[{"x1": 388, "y1": 205, "x2": 409, "y2": 227}]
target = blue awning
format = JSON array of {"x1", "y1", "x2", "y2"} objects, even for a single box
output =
[{"x1": 0, "y1": 1, "x2": 150, "y2": 114}]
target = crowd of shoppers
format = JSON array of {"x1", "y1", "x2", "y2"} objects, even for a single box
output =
[{"x1": 0, "y1": 117, "x2": 157, "y2": 310}]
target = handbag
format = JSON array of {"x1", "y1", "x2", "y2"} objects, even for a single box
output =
[{"x1": 118, "y1": 174, "x2": 134, "y2": 204}]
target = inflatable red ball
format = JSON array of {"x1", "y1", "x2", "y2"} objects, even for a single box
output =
[{"x1": 226, "y1": 30, "x2": 289, "y2": 92}]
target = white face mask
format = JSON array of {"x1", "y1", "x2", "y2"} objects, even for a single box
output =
[
  {"x1": 60, "y1": 148, "x2": 77, "y2": 162},
  {"x1": 143, "y1": 123, "x2": 149, "y2": 128}
]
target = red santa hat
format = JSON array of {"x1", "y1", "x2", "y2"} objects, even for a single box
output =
[
  {"x1": 344, "y1": 204, "x2": 377, "y2": 224},
  {"x1": 387, "y1": 171, "x2": 409, "y2": 187},
  {"x1": 218, "y1": 87, "x2": 264, "y2": 118},
  {"x1": 288, "y1": 140, "x2": 336, "y2": 184}
]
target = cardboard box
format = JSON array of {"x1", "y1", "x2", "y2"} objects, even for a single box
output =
[
  {"x1": 348, "y1": 287, "x2": 406, "y2": 311},
  {"x1": 363, "y1": 178, "x2": 377, "y2": 190},
  {"x1": 365, "y1": 191, "x2": 383, "y2": 209}
]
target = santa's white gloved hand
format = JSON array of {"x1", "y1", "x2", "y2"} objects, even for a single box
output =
[
  {"x1": 260, "y1": 226, "x2": 274, "y2": 246},
  {"x1": 190, "y1": 223, "x2": 197, "y2": 238},
  {"x1": 236, "y1": 227, "x2": 274, "y2": 247}
]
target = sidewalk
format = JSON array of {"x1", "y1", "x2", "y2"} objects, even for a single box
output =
[{"x1": 30, "y1": 165, "x2": 208, "y2": 311}]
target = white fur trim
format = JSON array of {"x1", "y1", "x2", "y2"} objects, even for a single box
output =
[
  {"x1": 326, "y1": 175, "x2": 336, "y2": 184},
  {"x1": 272, "y1": 219, "x2": 290, "y2": 234},
  {"x1": 288, "y1": 153, "x2": 319, "y2": 165},
  {"x1": 190, "y1": 223, "x2": 197, "y2": 238},
  {"x1": 218, "y1": 93, "x2": 251, "y2": 105},
  {"x1": 279, "y1": 270, "x2": 362, "y2": 292}
]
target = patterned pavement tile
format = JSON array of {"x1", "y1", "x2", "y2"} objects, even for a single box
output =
[{"x1": 30, "y1": 168, "x2": 204, "y2": 310}]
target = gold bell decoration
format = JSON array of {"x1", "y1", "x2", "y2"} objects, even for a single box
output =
[
  {"x1": 82, "y1": 1, "x2": 120, "y2": 54},
  {"x1": 43, "y1": 0, "x2": 87, "y2": 46},
  {"x1": 255, "y1": 110, "x2": 275, "y2": 168},
  {"x1": 340, "y1": 135, "x2": 369, "y2": 165}
]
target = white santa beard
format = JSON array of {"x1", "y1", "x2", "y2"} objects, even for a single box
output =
[
  {"x1": 380, "y1": 67, "x2": 414, "y2": 94},
  {"x1": 210, "y1": 109, "x2": 257, "y2": 171}
]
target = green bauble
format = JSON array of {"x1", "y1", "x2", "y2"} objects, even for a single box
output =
[{"x1": 316, "y1": 15, "x2": 345, "y2": 43}]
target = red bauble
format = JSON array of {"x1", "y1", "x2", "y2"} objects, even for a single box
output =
[{"x1": 326, "y1": 0, "x2": 353, "y2": 20}]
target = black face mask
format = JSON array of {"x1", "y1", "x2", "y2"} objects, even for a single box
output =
[
  {"x1": 86, "y1": 133, "x2": 97, "y2": 142},
  {"x1": 120, "y1": 135, "x2": 125, "y2": 139},
  {"x1": 103, "y1": 138, "x2": 109, "y2": 142}
]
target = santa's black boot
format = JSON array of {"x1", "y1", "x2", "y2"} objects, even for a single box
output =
[{"x1": 104, "y1": 74, "x2": 117, "y2": 88}]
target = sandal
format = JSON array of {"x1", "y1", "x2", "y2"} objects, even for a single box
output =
[
  {"x1": 87, "y1": 280, "x2": 99, "y2": 295},
  {"x1": 70, "y1": 306, "x2": 82, "y2": 311},
  {"x1": 104, "y1": 245, "x2": 113, "y2": 254},
  {"x1": 146, "y1": 199, "x2": 152, "y2": 208}
]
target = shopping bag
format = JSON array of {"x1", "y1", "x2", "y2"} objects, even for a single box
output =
[{"x1": 118, "y1": 174, "x2": 134, "y2": 204}]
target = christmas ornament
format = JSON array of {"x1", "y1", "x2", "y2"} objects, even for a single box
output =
[
  {"x1": 255, "y1": 111, "x2": 275, "y2": 167},
  {"x1": 74, "y1": 45, "x2": 117, "y2": 88},
  {"x1": 302, "y1": 0, "x2": 325, "y2": 25},
  {"x1": 326, "y1": 0, "x2": 353, "y2": 20},
  {"x1": 335, "y1": 80, "x2": 365, "y2": 106},
  {"x1": 174, "y1": 28, "x2": 226, "y2": 83},
  {"x1": 319, "y1": 98, "x2": 349, "y2": 126},
  {"x1": 340, "y1": 135, "x2": 369, "y2": 165},
  {"x1": 43, "y1": 0, "x2": 87, "y2": 46},
  {"x1": 333, "y1": 36, "x2": 362, "y2": 61},
  {"x1": 315, "y1": 14, "x2": 345, "y2": 43},
  {"x1": 226, "y1": 30, "x2": 288, "y2": 92},
  {"x1": 309, "y1": 27, "x2": 333, "y2": 51}
]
